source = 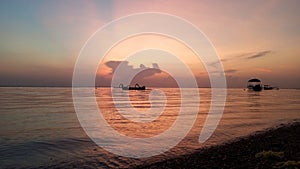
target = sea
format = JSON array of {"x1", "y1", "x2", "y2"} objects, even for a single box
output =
[{"x1": 0, "y1": 87, "x2": 299, "y2": 168}]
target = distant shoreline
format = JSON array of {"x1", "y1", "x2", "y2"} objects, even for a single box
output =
[{"x1": 135, "y1": 119, "x2": 300, "y2": 169}]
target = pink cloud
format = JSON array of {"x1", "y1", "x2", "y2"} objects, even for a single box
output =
[{"x1": 256, "y1": 68, "x2": 272, "y2": 73}]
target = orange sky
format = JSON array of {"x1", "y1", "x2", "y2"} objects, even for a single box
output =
[{"x1": 0, "y1": 0, "x2": 299, "y2": 88}]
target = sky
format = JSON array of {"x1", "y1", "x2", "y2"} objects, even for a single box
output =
[{"x1": 0, "y1": 0, "x2": 299, "y2": 88}]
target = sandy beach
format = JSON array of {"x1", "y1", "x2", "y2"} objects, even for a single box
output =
[{"x1": 136, "y1": 120, "x2": 300, "y2": 169}]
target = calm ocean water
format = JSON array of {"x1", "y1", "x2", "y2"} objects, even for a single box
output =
[{"x1": 0, "y1": 87, "x2": 299, "y2": 168}]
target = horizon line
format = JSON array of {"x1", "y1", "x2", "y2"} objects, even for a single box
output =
[{"x1": 0, "y1": 85, "x2": 295, "y2": 89}]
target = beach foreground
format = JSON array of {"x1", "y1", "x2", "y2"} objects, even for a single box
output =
[{"x1": 136, "y1": 120, "x2": 300, "y2": 169}]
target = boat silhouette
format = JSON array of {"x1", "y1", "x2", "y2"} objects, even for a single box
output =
[
  {"x1": 119, "y1": 83, "x2": 146, "y2": 90},
  {"x1": 245, "y1": 78, "x2": 280, "y2": 91},
  {"x1": 246, "y1": 78, "x2": 263, "y2": 91},
  {"x1": 263, "y1": 84, "x2": 279, "y2": 90}
]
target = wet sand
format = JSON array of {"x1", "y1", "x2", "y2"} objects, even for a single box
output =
[{"x1": 135, "y1": 120, "x2": 300, "y2": 169}]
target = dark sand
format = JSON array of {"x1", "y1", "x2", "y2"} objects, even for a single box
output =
[{"x1": 136, "y1": 121, "x2": 300, "y2": 169}]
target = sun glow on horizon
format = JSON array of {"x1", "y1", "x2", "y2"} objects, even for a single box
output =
[{"x1": 97, "y1": 34, "x2": 208, "y2": 78}]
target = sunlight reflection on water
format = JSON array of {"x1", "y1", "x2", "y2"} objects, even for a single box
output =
[{"x1": 0, "y1": 87, "x2": 299, "y2": 168}]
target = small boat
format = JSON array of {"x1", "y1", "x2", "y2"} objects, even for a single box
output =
[
  {"x1": 246, "y1": 78, "x2": 263, "y2": 91},
  {"x1": 119, "y1": 83, "x2": 146, "y2": 90},
  {"x1": 263, "y1": 84, "x2": 279, "y2": 90}
]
